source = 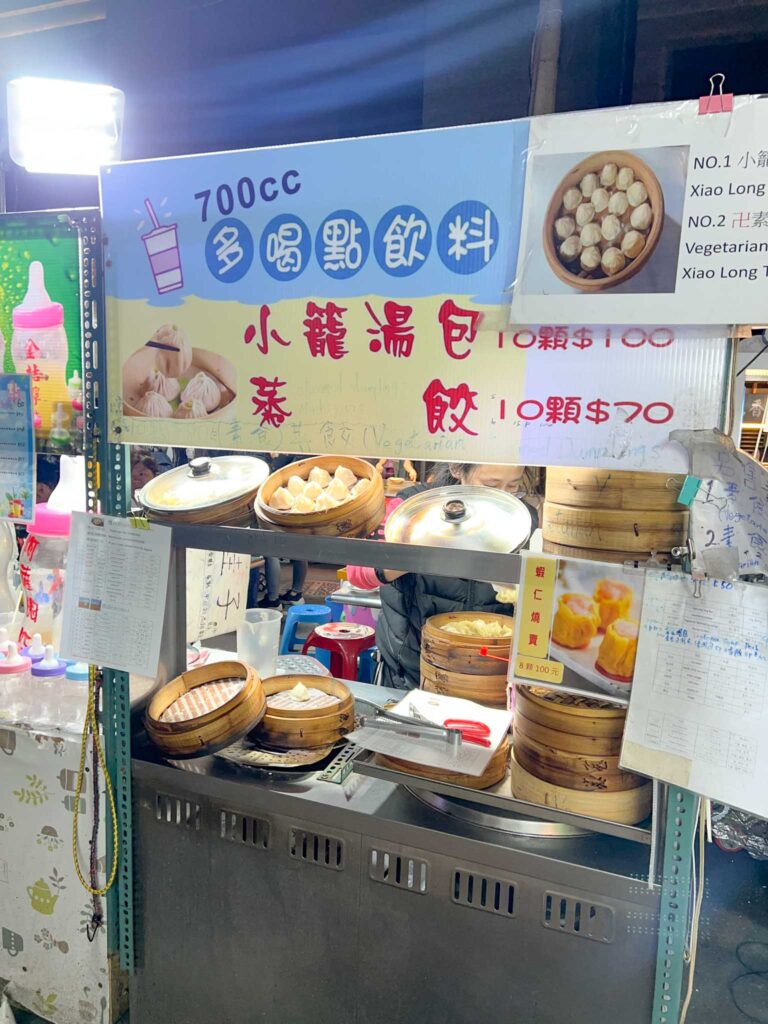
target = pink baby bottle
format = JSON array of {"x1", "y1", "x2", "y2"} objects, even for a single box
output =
[{"x1": 11, "y1": 261, "x2": 69, "y2": 435}]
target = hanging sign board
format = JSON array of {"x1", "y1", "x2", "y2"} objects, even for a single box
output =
[
  {"x1": 511, "y1": 96, "x2": 768, "y2": 324},
  {"x1": 101, "y1": 106, "x2": 746, "y2": 463},
  {"x1": 0, "y1": 374, "x2": 35, "y2": 523}
]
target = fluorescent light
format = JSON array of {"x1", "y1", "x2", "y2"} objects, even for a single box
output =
[{"x1": 7, "y1": 77, "x2": 124, "y2": 175}]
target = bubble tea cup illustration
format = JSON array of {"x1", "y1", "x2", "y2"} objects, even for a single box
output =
[{"x1": 142, "y1": 198, "x2": 183, "y2": 294}]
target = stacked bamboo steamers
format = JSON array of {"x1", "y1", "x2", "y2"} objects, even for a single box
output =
[{"x1": 542, "y1": 468, "x2": 687, "y2": 563}]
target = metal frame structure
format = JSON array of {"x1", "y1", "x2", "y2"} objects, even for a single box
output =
[{"x1": 83, "y1": 225, "x2": 700, "y2": 1020}]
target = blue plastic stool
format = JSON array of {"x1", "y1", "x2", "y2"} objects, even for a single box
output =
[
  {"x1": 279, "y1": 605, "x2": 333, "y2": 668},
  {"x1": 325, "y1": 596, "x2": 344, "y2": 623},
  {"x1": 358, "y1": 645, "x2": 379, "y2": 684}
]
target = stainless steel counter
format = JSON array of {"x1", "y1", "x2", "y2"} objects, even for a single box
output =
[{"x1": 130, "y1": 685, "x2": 660, "y2": 1024}]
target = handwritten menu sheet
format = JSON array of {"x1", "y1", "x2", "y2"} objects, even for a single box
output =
[
  {"x1": 186, "y1": 549, "x2": 249, "y2": 643},
  {"x1": 621, "y1": 571, "x2": 768, "y2": 817},
  {"x1": 60, "y1": 513, "x2": 171, "y2": 677},
  {"x1": 671, "y1": 429, "x2": 768, "y2": 579}
]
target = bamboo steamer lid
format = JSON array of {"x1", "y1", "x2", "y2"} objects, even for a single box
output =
[
  {"x1": 145, "y1": 661, "x2": 265, "y2": 758},
  {"x1": 542, "y1": 540, "x2": 672, "y2": 565},
  {"x1": 376, "y1": 736, "x2": 510, "y2": 790},
  {"x1": 420, "y1": 656, "x2": 508, "y2": 708},
  {"x1": 252, "y1": 676, "x2": 354, "y2": 749},
  {"x1": 513, "y1": 710, "x2": 623, "y2": 756},
  {"x1": 138, "y1": 455, "x2": 269, "y2": 526},
  {"x1": 256, "y1": 456, "x2": 385, "y2": 539},
  {"x1": 545, "y1": 468, "x2": 685, "y2": 511},
  {"x1": 509, "y1": 751, "x2": 652, "y2": 824},
  {"x1": 514, "y1": 736, "x2": 645, "y2": 792},
  {"x1": 542, "y1": 501, "x2": 688, "y2": 552},
  {"x1": 516, "y1": 686, "x2": 626, "y2": 737},
  {"x1": 422, "y1": 612, "x2": 513, "y2": 676}
]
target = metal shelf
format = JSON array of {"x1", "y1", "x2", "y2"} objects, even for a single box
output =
[
  {"x1": 166, "y1": 522, "x2": 522, "y2": 585},
  {"x1": 352, "y1": 750, "x2": 653, "y2": 847}
]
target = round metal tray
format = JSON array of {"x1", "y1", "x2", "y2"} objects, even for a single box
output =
[{"x1": 407, "y1": 787, "x2": 588, "y2": 838}]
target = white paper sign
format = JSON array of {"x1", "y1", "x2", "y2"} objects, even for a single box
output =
[
  {"x1": 671, "y1": 429, "x2": 768, "y2": 578},
  {"x1": 512, "y1": 96, "x2": 768, "y2": 324},
  {"x1": 621, "y1": 571, "x2": 768, "y2": 818},
  {"x1": 186, "y1": 549, "x2": 249, "y2": 643},
  {"x1": 60, "y1": 512, "x2": 171, "y2": 677}
]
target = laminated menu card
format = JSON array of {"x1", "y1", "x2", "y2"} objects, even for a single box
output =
[
  {"x1": 509, "y1": 551, "x2": 647, "y2": 706},
  {"x1": 621, "y1": 571, "x2": 768, "y2": 818}
]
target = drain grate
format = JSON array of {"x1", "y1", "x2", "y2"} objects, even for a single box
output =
[
  {"x1": 219, "y1": 810, "x2": 270, "y2": 849},
  {"x1": 155, "y1": 793, "x2": 201, "y2": 830},
  {"x1": 369, "y1": 848, "x2": 428, "y2": 893},
  {"x1": 289, "y1": 828, "x2": 344, "y2": 870},
  {"x1": 452, "y1": 869, "x2": 515, "y2": 917},
  {"x1": 543, "y1": 891, "x2": 614, "y2": 943}
]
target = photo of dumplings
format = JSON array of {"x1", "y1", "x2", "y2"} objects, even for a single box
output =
[{"x1": 543, "y1": 149, "x2": 665, "y2": 291}]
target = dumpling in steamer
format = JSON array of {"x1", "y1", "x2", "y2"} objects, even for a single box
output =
[
  {"x1": 591, "y1": 188, "x2": 610, "y2": 214},
  {"x1": 149, "y1": 324, "x2": 192, "y2": 377},
  {"x1": 327, "y1": 477, "x2": 351, "y2": 502},
  {"x1": 562, "y1": 188, "x2": 582, "y2": 212},
  {"x1": 308, "y1": 466, "x2": 332, "y2": 488},
  {"x1": 144, "y1": 369, "x2": 180, "y2": 402},
  {"x1": 616, "y1": 166, "x2": 635, "y2": 191},
  {"x1": 173, "y1": 399, "x2": 207, "y2": 419},
  {"x1": 580, "y1": 223, "x2": 602, "y2": 248},
  {"x1": 351, "y1": 478, "x2": 370, "y2": 498},
  {"x1": 270, "y1": 487, "x2": 294, "y2": 511},
  {"x1": 292, "y1": 495, "x2": 315, "y2": 514},
  {"x1": 333, "y1": 466, "x2": 357, "y2": 489},
  {"x1": 626, "y1": 181, "x2": 648, "y2": 208},
  {"x1": 181, "y1": 371, "x2": 221, "y2": 413},
  {"x1": 579, "y1": 172, "x2": 599, "y2": 198},
  {"x1": 315, "y1": 492, "x2": 339, "y2": 511},
  {"x1": 137, "y1": 390, "x2": 173, "y2": 417},
  {"x1": 554, "y1": 216, "x2": 576, "y2": 241},
  {"x1": 630, "y1": 203, "x2": 653, "y2": 231},
  {"x1": 287, "y1": 475, "x2": 305, "y2": 497},
  {"x1": 303, "y1": 481, "x2": 323, "y2": 500}
]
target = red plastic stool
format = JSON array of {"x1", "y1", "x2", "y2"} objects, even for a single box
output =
[{"x1": 302, "y1": 622, "x2": 376, "y2": 680}]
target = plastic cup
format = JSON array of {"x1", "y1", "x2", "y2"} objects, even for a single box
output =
[
  {"x1": 142, "y1": 223, "x2": 183, "y2": 294},
  {"x1": 236, "y1": 609, "x2": 282, "y2": 680}
]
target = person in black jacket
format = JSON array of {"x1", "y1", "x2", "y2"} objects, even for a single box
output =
[{"x1": 348, "y1": 463, "x2": 538, "y2": 690}]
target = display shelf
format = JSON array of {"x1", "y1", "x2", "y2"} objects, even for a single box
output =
[
  {"x1": 166, "y1": 522, "x2": 522, "y2": 585},
  {"x1": 352, "y1": 749, "x2": 653, "y2": 847}
]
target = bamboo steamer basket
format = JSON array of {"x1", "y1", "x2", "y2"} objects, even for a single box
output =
[
  {"x1": 420, "y1": 656, "x2": 508, "y2": 708},
  {"x1": 421, "y1": 612, "x2": 513, "y2": 676},
  {"x1": 516, "y1": 686, "x2": 626, "y2": 738},
  {"x1": 514, "y1": 711, "x2": 623, "y2": 756},
  {"x1": 543, "y1": 150, "x2": 664, "y2": 294},
  {"x1": 376, "y1": 736, "x2": 510, "y2": 790},
  {"x1": 513, "y1": 729, "x2": 624, "y2": 773},
  {"x1": 252, "y1": 676, "x2": 354, "y2": 749},
  {"x1": 542, "y1": 501, "x2": 688, "y2": 552},
  {"x1": 545, "y1": 468, "x2": 685, "y2": 511},
  {"x1": 123, "y1": 345, "x2": 237, "y2": 420},
  {"x1": 510, "y1": 751, "x2": 652, "y2": 825},
  {"x1": 138, "y1": 455, "x2": 269, "y2": 526},
  {"x1": 514, "y1": 737, "x2": 645, "y2": 792},
  {"x1": 145, "y1": 661, "x2": 265, "y2": 758},
  {"x1": 542, "y1": 540, "x2": 672, "y2": 565},
  {"x1": 256, "y1": 456, "x2": 385, "y2": 539}
]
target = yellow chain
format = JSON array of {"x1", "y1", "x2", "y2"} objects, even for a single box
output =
[{"x1": 72, "y1": 663, "x2": 119, "y2": 895}]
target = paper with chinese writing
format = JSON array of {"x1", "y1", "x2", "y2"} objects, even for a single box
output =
[
  {"x1": 186, "y1": 549, "x2": 249, "y2": 644},
  {"x1": 102, "y1": 112, "x2": 729, "y2": 467},
  {"x1": 59, "y1": 513, "x2": 171, "y2": 677},
  {"x1": 0, "y1": 375, "x2": 35, "y2": 523},
  {"x1": 346, "y1": 690, "x2": 512, "y2": 777},
  {"x1": 621, "y1": 572, "x2": 768, "y2": 818},
  {"x1": 510, "y1": 551, "x2": 646, "y2": 704},
  {"x1": 670, "y1": 429, "x2": 768, "y2": 578}
]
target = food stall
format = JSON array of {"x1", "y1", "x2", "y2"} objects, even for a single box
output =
[{"x1": 7, "y1": 91, "x2": 762, "y2": 1024}]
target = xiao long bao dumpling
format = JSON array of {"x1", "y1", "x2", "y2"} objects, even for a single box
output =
[
  {"x1": 137, "y1": 390, "x2": 173, "y2": 418},
  {"x1": 270, "y1": 487, "x2": 294, "y2": 511},
  {"x1": 145, "y1": 369, "x2": 180, "y2": 402},
  {"x1": 579, "y1": 172, "x2": 599, "y2": 198},
  {"x1": 555, "y1": 216, "x2": 576, "y2": 241},
  {"x1": 309, "y1": 466, "x2": 332, "y2": 488},
  {"x1": 173, "y1": 398, "x2": 207, "y2": 419},
  {"x1": 314, "y1": 492, "x2": 339, "y2": 511},
  {"x1": 600, "y1": 162, "x2": 618, "y2": 187},
  {"x1": 303, "y1": 480, "x2": 323, "y2": 500},
  {"x1": 580, "y1": 222, "x2": 602, "y2": 248},
  {"x1": 601, "y1": 247, "x2": 626, "y2": 277},
  {"x1": 287, "y1": 475, "x2": 305, "y2": 497},
  {"x1": 630, "y1": 202, "x2": 653, "y2": 232},
  {"x1": 562, "y1": 187, "x2": 582, "y2": 212},
  {"x1": 591, "y1": 187, "x2": 610, "y2": 214},
  {"x1": 559, "y1": 236, "x2": 582, "y2": 263},
  {"x1": 575, "y1": 202, "x2": 595, "y2": 228},
  {"x1": 334, "y1": 465, "x2": 357, "y2": 489},
  {"x1": 181, "y1": 371, "x2": 221, "y2": 413},
  {"x1": 292, "y1": 495, "x2": 315, "y2": 514},
  {"x1": 327, "y1": 477, "x2": 351, "y2": 502}
]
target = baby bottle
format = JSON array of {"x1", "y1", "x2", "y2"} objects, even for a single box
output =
[
  {"x1": 63, "y1": 661, "x2": 89, "y2": 732},
  {"x1": 0, "y1": 643, "x2": 32, "y2": 724},
  {"x1": 22, "y1": 632, "x2": 46, "y2": 663},
  {"x1": 19, "y1": 508, "x2": 69, "y2": 649},
  {"x1": 11, "y1": 261, "x2": 69, "y2": 435},
  {"x1": 31, "y1": 645, "x2": 67, "y2": 729},
  {"x1": 49, "y1": 402, "x2": 71, "y2": 449}
]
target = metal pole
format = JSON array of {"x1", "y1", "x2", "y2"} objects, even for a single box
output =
[{"x1": 529, "y1": 0, "x2": 563, "y2": 116}]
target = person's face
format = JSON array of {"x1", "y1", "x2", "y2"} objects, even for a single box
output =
[
  {"x1": 132, "y1": 462, "x2": 155, "y2": 492},
  {"x1": 36, "y1": 481, "x2": 53, "y2": 504},
  {"x1": 462, "y1": 464, "x2": 525, "y2": 494}
]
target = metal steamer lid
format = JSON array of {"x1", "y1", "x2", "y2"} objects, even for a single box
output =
[
  {"x1": 138, "y1": 455, "x2": 270, "y2": 513},
  {"x1": 384, "y1": 485, "x2": 532, "y2": 552}
]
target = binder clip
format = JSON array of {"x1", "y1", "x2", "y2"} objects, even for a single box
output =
[
  {"x1": 699, "y1": 73, "x2": 733, "y2": 115},
  {"x1": 129, "y1": 515, "x2": 150, "y2": 530}
]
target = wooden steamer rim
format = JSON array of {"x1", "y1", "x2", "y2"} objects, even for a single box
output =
[
  {"x1": 253, "y1": 675, "x2": 355, "y2": 749},
  {"x1": 376, "y1": 736, "x2": 510, "y2": 790},
  {"x1": 422, "y1": 611, "x2": 513, "y2": 676},
  {"x1": 544, "y1": 467, "x2": 685, "y2": 511},
  {"x1": 420, "y1": 656, "x2": 508, "y2": 708},
  {"x1": 513, "y1": 710, "x2": 623, "y2": 756},
  {"x1": 256, "y1": 456, "x2": 385, "y2": 539},
  {"x1": 515, "y1": 686, "x2": 626, "y2": 737},
  {"x1": 542, "y1": 501, "x2": 688, "y2": 552},
  {"x1": 514, "y1": 738, "x2": 645, "y2": 793},
  {"x1": 145, "y1": 660, "x2": 265, "y2": 758}
]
